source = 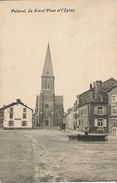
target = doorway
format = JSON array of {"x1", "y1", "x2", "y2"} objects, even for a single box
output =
[{"x1": 45, "y1": 120, "x2": 49, "y2": 126}]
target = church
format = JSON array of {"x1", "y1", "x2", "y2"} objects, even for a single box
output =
[{"x1": 34, "y1": 44, "x2": 64, "y2": 127}]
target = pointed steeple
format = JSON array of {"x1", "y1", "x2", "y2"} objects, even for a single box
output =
[{"x1": 42, "y1": 43, "x2": 54, "y2": 77}]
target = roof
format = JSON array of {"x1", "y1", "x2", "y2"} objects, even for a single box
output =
[
  {"x1": 0, "y1": 99, "x2": 33, "y2": 111},
  {"x1": 79, "y1": 78, "x2": 117, "y2": 107},
  {"x1": 42, "y1": 43, "x2": 54, "y2": 77},
  {"x1": 55, "y1": 96, "x2": 63, "y2": 105},
  {"x1": 102, "y1": 78, "x2": 117, "y2": 92},
  {"x1": 105, "y1": 84, "x2": 117, "y2": 93}
]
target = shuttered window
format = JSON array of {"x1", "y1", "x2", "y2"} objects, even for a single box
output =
[
  {"x1": 112, "y1": 95, "x2": 117, "y2": 103},
  {"x1": 94, "y1": 106, "x2": 107, "y2": 115},
  {"x1": 94, "y1": 119, "x2": 98, "y2": 127},
  {"x1": 94, "y1": 119, "x2": 107, "y2": 127},
  {"x1": 103, "y1": 119, "x2": 107, "y2": 127}
]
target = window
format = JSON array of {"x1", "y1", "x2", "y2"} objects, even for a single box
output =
[
  {"x1": 112, "y1": 105, "x2": 116, "y2": 115},
  {"x1": 23, "y1": 108, "x2": 26, "y2": 112},
  {"x1": 97, "y1": 107, "x2": 103, "y2": 115},
  {"x1": 8, "y1": 120, "x2": 14, "y2": 126},
  {"x1": 10, "y1": 108, "x2": 13, "y2": 112},
  {"x1": 112, "y1": 95, "x2": 117, "y2": 103},
  {"x1": 22, "y1": 121, "x2": 27, "y2": 126},
  {"x1": 9, "y1": 112, "x2": 13, "y2": 119},
  {"x1": 45, "y1": 80, "x2": 47, "y2": 89},
  {"x1": 94, "y1": 119, "x2": 107, "y2": 127},
  {"x1": 113, "y1": 119, "x2": 117, "y2": 127},
  {"x1": 48, "y1": 82, "x2": 50, "y2": 89},
  {"x1": 23, "y1": 113, "x2": 26, "y2": 119},
  {"x1": 9, "y1": 107, "x2": 13, "y2": 119},
  {"x1": 98, "y1": 119, "x2": 103, "y2": 127},
  {"x1": 23, "y1": 108, "x2": 27, "y2": 119}
]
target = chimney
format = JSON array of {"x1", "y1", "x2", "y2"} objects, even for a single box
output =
[
  {"x1": 90, "y1": 83, "x2": 92, "y2": 89},
  {"x1": 16, "y1": 99, "x2": 21, "y2": 103},
  {"x1": 94, "y1": 81, "x2": 102, "y2": 98},
  {"x1": 93, "y1": 82, "x2": 95, "y2": 88}
]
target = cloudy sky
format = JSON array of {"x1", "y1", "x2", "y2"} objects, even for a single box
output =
[{"x1": 0, "y1": 0, "x2": 117, "y2": 111}]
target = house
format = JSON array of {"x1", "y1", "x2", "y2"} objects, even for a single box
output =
[
  {"x1": 107, "y1": 85, "x2": 117, "y2": 135},
  {"x1": 0, "y1": 99, "x2": 33, "y2": 129},
  {"x1": 77, "y1": 78, "x2": 117, "y2": 134},
  {"x1": 64, "y1": 101, "x2": 78, "y2": 130}
]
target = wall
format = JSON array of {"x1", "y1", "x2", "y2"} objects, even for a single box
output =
[
  {"x1": 78, "y1": 104, "x2": 89, "y2": 131},
  {"x1": 3, "y1": 104, "x2": 32, "y2": 128},
  {"x1": 89, "y1": 103, "x2": 108, "y2": 133},
  {"x1": 108, "y1": 87, "x2": 117, "y2": 135}
]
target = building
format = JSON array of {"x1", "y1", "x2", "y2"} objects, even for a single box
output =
[
  {"x1": 0, "y1": 99, "x2": 33, "y2": 129},
  {"x1": 64, "y1": 101, "x2": 78, "y2": 130},
  {"x1": 65, "y1": 78, "x2": 117, "y2": 134},
  {"x1": 107, "y1": 85, "x2": 117, "y2": 135},
  {"x1": 77, "y1": 78, "x2": 117, "y2": 134},
  {"x1": 34, "y1": 43, "x2": 64, "y2": 127}
]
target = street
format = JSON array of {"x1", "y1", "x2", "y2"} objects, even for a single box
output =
[{"x1": 0, "y1": 129, "x2": 117, "y2": 182}]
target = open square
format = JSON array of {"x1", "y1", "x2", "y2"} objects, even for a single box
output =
[{"x1": 0, "y1": 129, "x2": 117, "y2": 183}]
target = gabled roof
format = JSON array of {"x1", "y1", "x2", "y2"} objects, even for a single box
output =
[
  {"x1": 0, "y1": 99, "x2": 33, "y2": 111},
  {"x1": 42, "y1": 43, "x2": 54, "y2": 77}
]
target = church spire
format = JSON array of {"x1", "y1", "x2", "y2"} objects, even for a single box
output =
[{"x1": 42, "y1": 43, "x2": 54, "y2": 77}]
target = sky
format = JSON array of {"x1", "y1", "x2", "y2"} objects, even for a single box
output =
[{"x1": 0, "y1": 0, "x2": 117, "y2": 111}]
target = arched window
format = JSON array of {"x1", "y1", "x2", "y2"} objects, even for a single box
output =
[
  {"x1": 48, "y1": 81, "x2": 50, "y2": 89},
  {"x1": 44, "y1": 80, "x2": 47, "y2": 89}
]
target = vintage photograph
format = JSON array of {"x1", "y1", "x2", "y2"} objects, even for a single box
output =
[{"x1": 0, "y1": 0, "x2": 117, "y2": 182}]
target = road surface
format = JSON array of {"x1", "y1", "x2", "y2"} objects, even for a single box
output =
[{"x1": 0, "y1": 129, "x2": 117, "y2": 182}]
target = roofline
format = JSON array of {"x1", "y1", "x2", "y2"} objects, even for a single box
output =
[
  {"x1": 104, "y1": 84, "x2": 117, "y2": 93},
  {"x1": 0, "y1": 101, "x2": 33, "y2": 111}
]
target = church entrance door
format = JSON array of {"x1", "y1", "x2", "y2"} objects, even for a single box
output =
[{"x1": 45, "y1": 120, "x2": 49, "y2": 126}]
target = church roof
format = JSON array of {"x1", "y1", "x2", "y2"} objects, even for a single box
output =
[
  {"x1": 55, "y1": 96, "x2": 63, "y2": 105},
  {"x1": 42, "y1": 43, "x2": 54, "y2": 77}
]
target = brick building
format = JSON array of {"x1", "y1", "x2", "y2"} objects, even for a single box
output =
[{"x1": 34, "y1": 44, "x2": 64, "y2": 127}]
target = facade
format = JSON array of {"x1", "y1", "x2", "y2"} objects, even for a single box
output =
[
  {"x1": 78, "y1": 104, "x2": 89, "y2": 131},
  {"x1": 107, "y1": 86, "x2": 117, "y2": 135},
  {"x1": 0, "y1": 99, "x2": 33, "y2": 129},
  {"x1": 65, "y1": 78, "x2": 117, "y2": 134},
  {"x1": 34, "y1": 44, "x2": 64, "y2": 127},
  {"x1": 64, "y1": 101, "x2": 78, "y2": 130}
]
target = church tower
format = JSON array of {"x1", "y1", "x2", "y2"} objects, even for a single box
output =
[
  {"x1": 39, "y1": 43, "x2": 55, "y2": 126},
  {"x1": 35, "y1": 43, "x2": 64, "y2": 128}
]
